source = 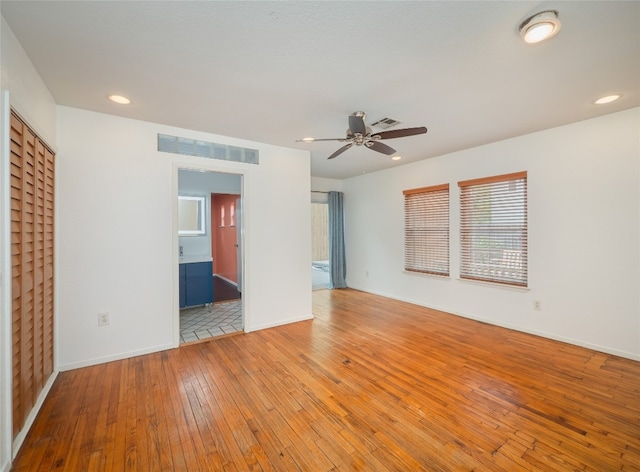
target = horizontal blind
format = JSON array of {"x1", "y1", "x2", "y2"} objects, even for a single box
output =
[
  {"x1": 459, "y1": 172, "x2": 527, "y2": 287},
  {"x1": 403, "y1": 184, "x2": 449, "y2": 276}
]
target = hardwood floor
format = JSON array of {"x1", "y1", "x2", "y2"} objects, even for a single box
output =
[{"x1": 12, "y1": 289, "x2": 640, "y2": 471}]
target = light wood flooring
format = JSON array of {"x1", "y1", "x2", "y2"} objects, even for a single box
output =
[{"x1": 11, "y1": 289, "x2": 640, "y2": 471}]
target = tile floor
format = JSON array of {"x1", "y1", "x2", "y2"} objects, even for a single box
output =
[{"x1": 180, "y1": 300, "x2": 242, "y2": 344}]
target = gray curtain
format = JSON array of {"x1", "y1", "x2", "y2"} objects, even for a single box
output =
[{"x1": 328, "y1": 191, "x2": 347, "y2": 288}]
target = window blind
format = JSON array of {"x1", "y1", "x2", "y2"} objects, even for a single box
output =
[
  {"x1": 403, "y1": 184, "x2": 449, "y2": 276},
  {"x1": 459, "y1": 172, "x2": 527, "y2": 287}
]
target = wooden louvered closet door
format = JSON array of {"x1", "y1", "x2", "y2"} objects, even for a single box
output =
[{"x1": 10, "y1": 111, "x2": 55, "y2": 439}]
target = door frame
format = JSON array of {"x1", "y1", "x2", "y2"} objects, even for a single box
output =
[{"x1": 172, "y1": 162, "x2": 247, "y2": 347}]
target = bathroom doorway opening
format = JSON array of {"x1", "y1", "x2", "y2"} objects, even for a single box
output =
[{"x1": 178, "y1": 169, "x2": 244, "y2": 344}]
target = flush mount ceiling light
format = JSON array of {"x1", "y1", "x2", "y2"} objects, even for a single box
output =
[
  {"x1": 594, "y1": 94, "x2": 621, "y2": 105},
  {"x1": 519, "y1": 10, "x2": 561, "y2": 44},
  {"x1": 108, "y1": 94, "x2": 131, "y2": 105},
  {"x1": 391, "y1": 156, "x2": 402, "y2": 161}
]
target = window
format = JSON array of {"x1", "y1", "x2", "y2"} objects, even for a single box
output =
[
  {"x1": 403, "y1": 184, "x2": 450, "y2": 276},
  {"x1": 158, "y1": 134, "x2": 259, "y2": 164},
  {"x1": 459, "y1": 172, "x2": 527, "y2": 287}
]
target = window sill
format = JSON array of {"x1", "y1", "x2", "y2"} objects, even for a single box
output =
[
  {"x1": 403, "y1": 270, "x2": 451, "y2": 280},
  {"x1": 458, "y1": 277, "x2": 530, "y2": 292}
]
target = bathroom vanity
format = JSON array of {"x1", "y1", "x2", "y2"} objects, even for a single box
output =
[{"x1": 179, "y1": 258, "x2": 213, "y2": 308}]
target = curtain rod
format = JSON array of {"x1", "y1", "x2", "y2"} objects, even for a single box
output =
[{"x1": 311, "y1": 190, "x2": 331, "y2": 194}]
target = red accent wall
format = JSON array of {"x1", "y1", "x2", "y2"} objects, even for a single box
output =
[{"x1": 211, "y1": 193, "x2": 239, "y2": 283}]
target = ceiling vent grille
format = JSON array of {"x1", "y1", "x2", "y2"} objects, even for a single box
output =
[
  {"x1": 158, "y1": 134, "x2": 259, "y2": 164},
  {"x1": 370, "y1": 117, "x2": 401, "y2": 130}
]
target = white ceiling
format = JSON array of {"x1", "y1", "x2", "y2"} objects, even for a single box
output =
[{"x1": 2, "y1": 1, "x2": 638, "y2": 179}]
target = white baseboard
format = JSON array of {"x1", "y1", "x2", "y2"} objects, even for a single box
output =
[
  {"x1": 246, "y1": 314, "x2": 314, "y2": 333},
  {"x1": 12, "y1": 370, "x2": 59, "y2": 460},
  {"x1": 348, "y1": 285, "x2": 640, "y2": 362},
  {"x1": 57, "y1": 342, "x2": 176, "y2": 372},
  {"x1": 214, "y1": 274, "x2": 237, "y2": 287}
]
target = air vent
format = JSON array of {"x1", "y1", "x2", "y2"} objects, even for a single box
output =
[
  {"x1": 158, "y1": 134, "x2": 259, "y2": 164},
  {"x1": 370, "y1": 117, "x2": 401, "y2": 129}
]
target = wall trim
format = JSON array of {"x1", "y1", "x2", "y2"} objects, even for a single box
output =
[
  {"x1": 349, "y1": 285, "x2": 640, "y2": 362},
  {"x1": 11, "y1": 370, "x2": 59, "y2": 460},
  {"x1": 57, "y1": 343, "x2": 176, "y2": 372},
  {"x1": 246, "y1": 314, "x2": 314, "y2": 333},
  {"x1": 214, "y1": 274, "x2": 237, "y2": 287},
  {"x1": 0, "y1": 90, "x2": 13, "y2": 472}
]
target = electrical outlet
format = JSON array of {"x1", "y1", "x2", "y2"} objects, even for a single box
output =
[
  {"x1": 98, "y1": 312, "x2": 109, "y2": 326},
  {"x1": 533, "y1": 300, "x2": 542, "y2": 311}
]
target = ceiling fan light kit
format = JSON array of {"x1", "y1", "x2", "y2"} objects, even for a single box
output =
[
  {"x1": 519, "y1": 10, "x2": 561, "y2": 44},
  {"x1": 298, "y1": 111, "x2": 427, "y2": 160}
]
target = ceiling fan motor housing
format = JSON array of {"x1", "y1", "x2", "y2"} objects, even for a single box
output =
[{"x1": 348, "y1": 126, "x2": 374, "y2": 145}]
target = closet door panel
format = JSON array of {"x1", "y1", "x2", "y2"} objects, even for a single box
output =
[
  {"x1": 20, "y1": 124, "x2": 36, "y2": 426},
  {"x1": 10, "y1": 113, "x2": 24, "y2": 436},
  {"x1": 10, "y1": 111, "x2": 55, "y2": 439},
  {"x1": 33, "y1": 140, "x2": 46, "y2": 393},
  {"x1": 43, "y1": 147, "x2": 55, "y2": 377}
]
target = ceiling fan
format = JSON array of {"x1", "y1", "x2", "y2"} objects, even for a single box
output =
[{"x1": 297, "y1": 111, "x2": 427, "y2": 160}]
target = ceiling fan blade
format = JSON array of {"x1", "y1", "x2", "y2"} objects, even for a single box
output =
[
  {"x1": 373, "y1": 126, "x2": 428, "y2": 140},
  {"x1": 348, "y1": 115, "x2": 367, "y2": 135},
  {"x1": 327, "y1": 143, "x2": 354, "y2": 160},
  {"x1": 296, "y1": 138, "x2": 347, "y2": 142},
  {"x1": 367, "y1": 141, "x2": 396, "y2": 155}
]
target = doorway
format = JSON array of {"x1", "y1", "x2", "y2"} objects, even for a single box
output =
[
  {"x1": 210, "y1": 193, "x2": 242, "y2": 302},
  {"x1": 311, "y1": 192, "x2": 330, "y2": 289},
  {"x1": 178, "y1": 169, "x2": 243, "y2": 344}
]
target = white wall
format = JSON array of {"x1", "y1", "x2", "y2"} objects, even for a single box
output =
[
  {"x1": 310, "y1": 176, "x2": 344, "y2": 204},
  {"x1": 311, "y1": 176, "x2": 344, "y2": 193},
  {"x1": 345, "y1": 108, "x2": 640, "y2": 360},
  {"x1": 0, "y1": 17, "x2": 58, "y2": 470},
  {"x1": 0, "y1": 17, "x2": 57, "y2": 146},
  {"x1": 56, "y1": 106, "x2": 312, "y2": 369}
]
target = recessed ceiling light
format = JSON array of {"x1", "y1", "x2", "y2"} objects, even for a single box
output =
[
  {"x1": 108, "y1": 94, "x2": 131, "y2": 105},
  {"x1": 391, "y1": 156, "x2": 402, "y2": 161},
  {"x1": 519, "y1": 10, "x2": 561, "y2": 44},
  {"x1": 594, "y1": 94, "x2": 621, "y2": 105}
]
